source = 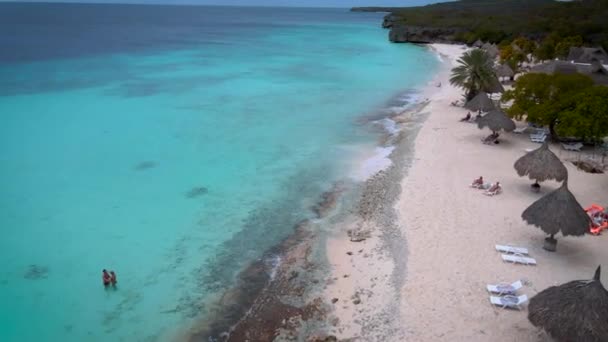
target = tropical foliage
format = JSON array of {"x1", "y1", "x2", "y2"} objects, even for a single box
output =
[
  {"x1": 501, "y1": 73, "x2": 608, "y2": 141},
  {"x1": 449, "y1": 49, "x2": 499, "y2": 101},
  {"x1": 360, "y1": 0, "x2": 608, "y2": 51},
  {"x1": 553, "y1": 86, "x2": 608, "y2": 142}
]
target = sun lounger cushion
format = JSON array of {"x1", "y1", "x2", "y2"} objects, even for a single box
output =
[
  {"x1": 495, "y1": 245, "x2": 529, "y2": 255},
  {"x1": 561, "y1": 142, "x2": 583, "y2": 151},
  {"x1": 490, "y1": 294, "x2": 528, "y2": 309},
  {"x1": 513, "y1": 127, "x2": 527, "y2": 134},
  {"x1": 531, "y1": 135, "x2": 547, "y2": 143},
  {"x1": 502, "y1": 254, "x2": 537, "y2": 265},
  {"x1": 487, "y1": 280, "x2": 523, "y2": 295}
]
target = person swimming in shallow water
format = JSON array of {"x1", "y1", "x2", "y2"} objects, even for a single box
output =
[
  {"x1": 102, "y1": 269, "x2": 111, "y2": 287},
  {"x1": 110, "y1": 271, "x2": 117, "y2": 287}
]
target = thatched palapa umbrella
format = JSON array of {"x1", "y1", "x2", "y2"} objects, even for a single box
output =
[
  {"x1": 464, "y1": 91, "x2": 495, "y2": 113},
  {"x1": 528, "y1": 266, "x2": 608, "y2": 342},
  {"x1": 477, "y1": 109, "x2": 515, "y2": 141},
  {"x1": 513, "y1": 142, "x2": 567, "y2": 191},
  {"x1": 485, "y1": 76, "x2": 504, "y2": 94},
  {"x1": 495, "y1": 64, "x2": 514, "y2": 81},
  {"x1": 521, "y1": 180, "x2": 591, "y2": 251}
]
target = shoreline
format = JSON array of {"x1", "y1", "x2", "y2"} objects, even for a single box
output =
[
  {"x1": 181, "y1": 47, "x2": 444, "y2": 341},
  {"x1": 182, "y1": 41, "x2": 608, "y2": 341},
  {"x1": 321, "y1": 44, "x2": 458, "y2": 341}
]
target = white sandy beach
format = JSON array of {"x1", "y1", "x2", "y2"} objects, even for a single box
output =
[{"x1": 324, "y1": 43, "x2": 608, "y2": 341}]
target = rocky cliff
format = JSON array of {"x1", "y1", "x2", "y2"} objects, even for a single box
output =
[{"x1": 388, "y1": 24, "x2": 461, "y2": 44}]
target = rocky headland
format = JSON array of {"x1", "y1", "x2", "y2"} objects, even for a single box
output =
[{"x1": 352, "y1": 7, "x2": 462, "y2": 44}]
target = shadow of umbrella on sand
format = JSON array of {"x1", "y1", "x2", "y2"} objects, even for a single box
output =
[
  {"x1": 528, "y1": 266, "x2": 608, "y2": 342},
  {"x1": 514, "y1": 142, "x2": 567, "y2": 192},
  {"x1": 521, "y1": 180, "x2": 591, "y2": 251},
  {"x1": 477, "y1": 109, "x2": 515, "y2": 142}
]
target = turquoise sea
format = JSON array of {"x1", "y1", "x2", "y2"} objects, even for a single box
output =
[{"x1": 0, "y1": 3, "x2": 438, "y2": 341}]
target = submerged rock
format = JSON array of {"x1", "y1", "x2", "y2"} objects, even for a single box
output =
[
  {"x1": 185, "y1": 186, "x2": 209, "y2": 198},
  {"x1": 133, "y1": 161, "x2": 157, "y2": 171},
  {"x1": 24, "y1": 264, "x2": 49, "y2": 280}
]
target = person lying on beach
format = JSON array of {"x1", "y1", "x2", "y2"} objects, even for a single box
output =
[
  {"x1": 460, "y1": 112, "x2": 472, "y2": 122},
  {"x1": 471, "y1": 176, "x2": 484, "y2": 188},
  {"x1": 485, "y1": 182, "x2": 502, "y2": 195}
]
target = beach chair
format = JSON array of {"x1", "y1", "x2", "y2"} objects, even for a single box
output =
[
  {"x1": 561, "y1": 142, "x2": 583, "y2": 151},
  {"x1": 530, "y1": 134, "x2": 547, "y2": 143},
  {"x1": 490, "y1": 294, "x2": 528, "y2": 310},
  {"x1": 495, "y1": 245, "x2": 529, "y2": 255},
  {"x1": 502, "y1": 253, "x2": 537, "y2": 265},
  {"x1": 513, "y1": 126, "x2": 527, "y2": 134},
  {"x1": 487, "y1": 280, "x2": 523, "y2": 295}
]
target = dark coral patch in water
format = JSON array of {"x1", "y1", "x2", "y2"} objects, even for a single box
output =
[
  {"x1": 24, "y1": 265, "x2": 49, "y2": 280},
  {"x1": 133, "y1": 161, "x2": 157, "y2": 171},
  {"x1": 185, "y1": 186, "x2": 209, "y2": 198}
]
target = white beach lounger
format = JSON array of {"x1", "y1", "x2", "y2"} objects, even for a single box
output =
[
  {"x1": 502, "y1": 254, "x2": 537, "y2": 265},
  {"x1": 495, "y1": 245, "x2": 529, "y2": 255},
  {"x1": 513, "y1": 126, "x2": 527, "y2": 134},
  {"x1": 561, "y1": 142, "x2": 583, "y2": 151},
  {"x1": 490, "y1": 294, "x2": 528, "y2": 310},
  {"x1": 531, "y1": 135, "x2": 547, "y2": 143},
  {"x1": 487, "y1": 280, "x2": 524, "y2": 295}
]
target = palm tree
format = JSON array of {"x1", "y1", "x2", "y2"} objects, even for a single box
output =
[{"x1": 450, "y1": 49, "x2": 500, "y2": 101}]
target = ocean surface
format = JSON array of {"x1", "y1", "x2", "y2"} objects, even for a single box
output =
[{"x1": 0, "y1": 3, "x2": 438, "y2": 341}]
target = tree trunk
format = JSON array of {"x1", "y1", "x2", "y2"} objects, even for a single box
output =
[
  {"x1": 549, "y1": 120, "x2": 559, "y2": 142},
  {"x1": 466, "y1": 89, "x2": 477, "y2": 102}
]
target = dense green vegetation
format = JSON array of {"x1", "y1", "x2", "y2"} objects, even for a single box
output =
[
  {"x1": 385, "y1": 0, "x2": 608, "y2": 50},
  {"x1": 502, "y1": 73, "x2": 608, "y2": 142},
  {"x1": 449, "y1": 49, "x2": 499, "y2": 101}
]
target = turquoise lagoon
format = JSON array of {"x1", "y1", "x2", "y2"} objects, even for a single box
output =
[{"x1": 0, "y1": 4, "x2": 438, "y2": 341}]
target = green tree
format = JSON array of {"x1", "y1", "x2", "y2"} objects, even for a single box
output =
[
  {"x1": 533, "y1": 33, "x2": 561, "y2": 61},
  {"x1": 450, "y1": 49, "x2": 499, "y2": 101},
  {"x1": 502, "y1": 73, "x2": 594, "y2": 139},
  {"x1": 512, "y1": 37, "x2": 536, "y2": 54},
  {"x1": 555, "y1": 35, "x2": 583, "y2": 59},
  {"x1": 499, "y1": 45, "x2": 514, "y2": 62},
  {"x1": 556, "y1": 86, "x2": 608, "y2": 142}
]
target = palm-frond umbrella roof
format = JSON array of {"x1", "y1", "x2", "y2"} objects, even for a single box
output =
[
  {"x1": 529, "y1": 266, "x2": 608, "y2": 342},
  {"x1": 484, "y1": 76, "x2": 505, "y2": 93},
  {"x1": 530, "y1": 61, "x2": 579, "y2": 75},
  {"x1": 464, "y1": 91, "x2": 495, "y2": 112},
  {"x1": 567, "y1": 46, "x2": 608, "y2": 64},
  {"x1": 514, "y1": 142, "x2": 567, "y2": 183},
  {"x1": 482, "y1": 43, "x2": 499, "y2": 58},
  {"x1": 472, "y1": 39, "x2": 483, "y2": 48},
  {"x1": 521, "y1": 181, "x2": 591, "y2": 237},
  {"x1": 477, "y1": 109, "x2": 515, "y2": 133},
  {"x1": 495, "y1": 64, "x2": 514, "y2": 78}
]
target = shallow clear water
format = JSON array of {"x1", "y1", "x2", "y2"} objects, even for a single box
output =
[{"x1": 0, "y1": 4, "x2": 438, "y2": 341}]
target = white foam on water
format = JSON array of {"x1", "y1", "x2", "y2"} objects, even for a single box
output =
[
  {"x1": 375, "y1": 117, "x2": 399, "y2": 136},
  {"x1": 265, "y1": 255, "x2": 282, "y2": 281},
  {"x1": 349, "y1": 146, "x2": 396, "y2": 181}
]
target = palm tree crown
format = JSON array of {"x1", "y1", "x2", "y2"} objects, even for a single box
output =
[{"x1": 450, "y1": 49, "x2": 500, "y2": 101}]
